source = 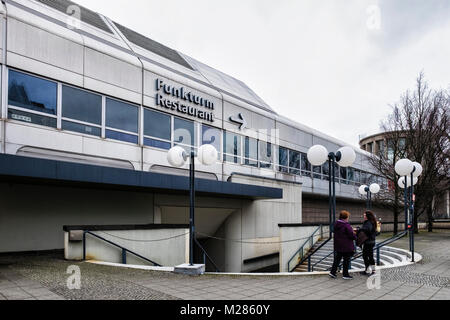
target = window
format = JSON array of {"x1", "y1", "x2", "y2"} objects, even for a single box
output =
[
  {"x1": 105, "y1": 98, "x2": 138, "y2": 144},
  {"x1": 278, "y1": 147, "x2": 289, "y2": 173},
  {"x1": 289, "y1": 150, "x2": 300, "y2": 175},
  {"x1": 354, "y1": 170, "x2": 361, "y2": 184},
  {"x1": 340, "y1": 167, "x2": 348, "y2": 184},
  {"x1": 202, "y1": 125, "x2": 221, "y2": 156},
  {"x1": 301, "y1": 153, "x2": 311, "y2": 176},
  {"x1": 174, "y1": 117, "x2": 195, "y2": 152},
  {"x1": 244, "y1": 137, "x2": 258, "y2": 167},
  {"x1": 322, "y1": 162, "x2": 329, "y2": 180},
  {"x1": 313, "y1": 166, "x2": 322, "y2": 179},
  {"x1": 8, "y1": 70, "x2": 57, "y2": 127},
  {"x1": 223, "y1": 131, "x2": 242, "y2": 164},
  {"x1": 259, "y1": 140, "x2": 273, "y2": 169},
  {"x1": 347, "y1": 167, "x2": 355, "y2": 184},
  {"x1": 62, "y1": 85, "x2": 102, "y2": 136},
  {"x1": 144, "y1": 108, "x2": 171, "y2": 150}
]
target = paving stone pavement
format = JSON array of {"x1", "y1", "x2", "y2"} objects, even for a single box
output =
[{"x1": 0, "y1": 230, "x2": 448, "y2": 300}]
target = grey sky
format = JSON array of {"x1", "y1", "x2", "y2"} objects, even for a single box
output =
[{"x1": 75, "y1": 0, "x2": 450, "y2": 147}]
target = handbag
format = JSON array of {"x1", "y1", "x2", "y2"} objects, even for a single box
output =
[{"x1": 356, "y1": 230, "x2": 368, "y2": 248}]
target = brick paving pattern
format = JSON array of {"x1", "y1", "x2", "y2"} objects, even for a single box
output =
[{"x1": 0, "y1": 230, "x2": 448, "y2": 300}]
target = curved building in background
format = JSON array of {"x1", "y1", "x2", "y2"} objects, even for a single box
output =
[{"x1": 0, "y1": 0, "x2": 392, "y2": 272}]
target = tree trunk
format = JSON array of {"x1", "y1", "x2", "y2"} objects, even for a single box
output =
[
  {"x1": 427, "y1": 204, "x2": 433, "y2": 232},
  {"x1": 393, "y1": 210, "x2": 398, "y2": 235}
]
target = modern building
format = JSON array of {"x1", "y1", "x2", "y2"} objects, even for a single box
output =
[{"x1": 0, "y1": 0, "x2": 391, "y2": 272}]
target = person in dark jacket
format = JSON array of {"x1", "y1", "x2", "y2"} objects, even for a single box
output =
[
  {"x1": 358, "y1": 210, "x2": 378, "y2": 276},
  {"x1": 329, "y1": 211, "x2": 357, "y2": 280}
]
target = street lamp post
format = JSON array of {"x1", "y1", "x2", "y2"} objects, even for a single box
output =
[
  {"x1": 307, "y1": 145, "x2": 356, "y2": 237},
  {"x1": 395, "y1": 159, "x2": 422, "y2": 263},
  {"x1": 359, "y1": 183, "x2": 381, "y2": 209},
  {"x1": 167, "y1": 144, "x2": 218, "y2": 266}
]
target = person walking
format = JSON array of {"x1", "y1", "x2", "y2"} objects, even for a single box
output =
[
  {"x1": 329, "y1": 211, "x2": 356, "y2": 280},
  {"x1": 358, "y1": 210, "x2": 378, "y2": 276}
]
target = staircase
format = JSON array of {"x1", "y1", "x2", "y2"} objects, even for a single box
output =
[{"x1": 294, "y1": 239, "x2": 412, "y2": 272}]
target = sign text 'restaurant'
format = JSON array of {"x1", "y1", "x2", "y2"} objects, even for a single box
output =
[{"x1": 156, "y1": 79, "x2": 214, "y2": 122}]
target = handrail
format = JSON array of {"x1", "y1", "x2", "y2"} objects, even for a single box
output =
[
  {"x1": 194, "y1": 237, "x2": 220, "y2": 272},
  {"x1": 83, "y1": 231, "x2": 161, "y2": 267},
  {"x1": 287, "y1": 225, "x2": 322, "y2": 272},
  {"x1": 309, "y1": 230, "x2": 409, "y2": 272},
  {"x1": 330, "y1": 230, "x2": 409, "y2": 271}
]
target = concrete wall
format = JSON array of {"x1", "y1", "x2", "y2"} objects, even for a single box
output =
[
  {"x1": 65, "y1": 228, "x2": 188, "y2": 267},
  {"x1": 279, "y1": 225, "x2": 325, "y2": 272},
  {"x1": 0, "y1": 182, "x2": 154, "y2": 253}
]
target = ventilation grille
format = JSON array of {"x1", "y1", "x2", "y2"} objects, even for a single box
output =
[
  {"x1": 115, "y1": 22, "x2": 194, "y2": 70},
  {"x1": 36, "y1": 0, "x2": 113, "y2": 34}
]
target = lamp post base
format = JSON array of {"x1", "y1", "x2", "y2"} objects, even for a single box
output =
[{"x1": 174, "y1": 263, "x2": 206, "y2": 276}]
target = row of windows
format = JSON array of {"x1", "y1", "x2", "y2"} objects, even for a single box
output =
[{"x1": 6, "y1": 69, "x2": 385, "y2": 187}]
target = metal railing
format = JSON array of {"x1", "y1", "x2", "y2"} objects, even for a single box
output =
[
  {"x1": 307, "y1": 230, "x2": 409, "y2": 272},
  {"x1": 287, "y1": 225, "x2": 322, "y2": 272},
  {"x1": 82, "y1": 230, "x2": 161, "y2": 266}
]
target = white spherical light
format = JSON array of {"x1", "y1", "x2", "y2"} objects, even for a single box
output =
[
  {"x1": 412, "y1": 162, "x2": 423, "y2": 178},
  {"x1": 395, "y1": 159, "x2": 414, "y2": 176},
  {"x1": 398, "y1": 176, "x2": 418, "y2": 188},
  {"x1": 359, "y1": 185, "x2": 369, "y2": 195},
  {"x1": 198, "y1": 144, "x2": 218, "y2": 166},
  {"x1": 398, "y1": 177, "x2": 406, "y2": 189},
  {"x1": 370, "y1": 183, "x2": 380, "y2": 194},
  {"x1": 336, "y1": 146, "x2": 356, "y2": 168},
  {"x1": 307, "y1": 145, "x2": 328, "y2": 166},
  {"x1": 167, "y1": 146, "x2": 187, "y2": 168}
]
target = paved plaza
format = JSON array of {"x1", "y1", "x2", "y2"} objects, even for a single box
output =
[{"x1": 0, "y1": 230, "x2": 449, "y2": 300}]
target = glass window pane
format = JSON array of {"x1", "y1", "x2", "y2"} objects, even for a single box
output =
[
  {"x1": 8, "y1": 70, "x2": 57, "y2": 115},
  {"x1": 62, "y1": 86, "x2": 102, "y2": 125},
  {"x1": 174, "y1": 117, "x2": 195, "y2": 146},
  {"x1": 289, "y1": 150, "x2": 300, "y2": 169},
  {"x1": 62, "y1": 120, "x2": 101, "y2": 137},
  {"x1": 313, "y1": 166, "x2": 322, "y2": 179},
  {"x1": 144, "y1": 108, "x2": 171, "y2": 140},
  {"x1": 144, "y1": 138, "x2": 171, "y2": 150},
  {"x1": 259, "y1": 141, "x2": 273, "y2": 167},
  {"x1": 340, "y1": 167, "x2": 347, "y2": 180},
  {"x1": 202, "y1": 125, "x2": 221, "y2": 153},
  {"x1": 347, "y1": 167, "x2": 354, "y2": 182},
  {"x1": 322, "y1": 163, "x2": 330, "y2": 180},
  {"x1": 106, "y1": 130, "x2": 138, "y2": 144},
  {"x1": 301, "y1": 153, "x2": 311, "y2": 171},
  {"x1": 224, "y1": 132, "x2": 241, "y2": 158},
  {"x1": 354, "y1": 170, "x2": 361, "y2": 183},
  {"x1": 8, "y1": 109, "x2": 57, "y2": 128},
  {"x1": 106, "y1": 98, "x2": 138, "y2": 133},
  {"x1": 244, "y1": 137, "x2": 258, "y2": 167},
  {"x1": 278, "y1": 147, "x2": 289, "y2": 172}
]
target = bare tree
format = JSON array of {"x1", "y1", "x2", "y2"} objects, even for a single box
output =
[{"x1": 370, "y1": 73, "x2": 450, "y2": 233}]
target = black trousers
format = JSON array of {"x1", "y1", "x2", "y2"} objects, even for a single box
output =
[
  {"x1": 330, "y1": 252, "x2": 353, "y2": 277},
  {"x1": 362, "y1": 243, "x2": 375, "y2": 269}
]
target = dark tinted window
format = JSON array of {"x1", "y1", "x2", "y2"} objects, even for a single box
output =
[
  {"x1": 223, "y1": 131, "x2": 241, "y2": 163},
  {"x1": 289, "y1": 150, "x2": 300, "y2": 174},
  {"x1": 144, "y1": 138, "x2": 171, "y2": 150},
  {"x1": 106, "y1": 130, "x2": 138, "y2": 144},
  {"x1": 62, "y1": 120, "x2": 101, "y2": 137},
  {"x1": 279, "y1": 147, "x2": 288, "y2": 167},
  {"x1": 106, "y1": 98, "x2": 138, "y2": 133},
  {"x1": 301, "y1": 153, "x2": 311, "y2": 172},
  {"x1": 8, "y1": 70, "x2": 57, "y2": 115},
  {"x1": 202, "y1": 125, "x2": 221, "y2": 152},
  {"x1": 144, "y1": 109, "x2": 171, "y2": 140},
  {"x1": 8, "y1": 109, "x2": 57, "y2": 128},
  {"x1": 259, "y1": 141, "x2": 273, "y2": 168},
  {"x1": 174, "y1": 118, "x2": 195, "y2": 146},
  {"x1": 62, "y1": 86, "x2": 102, "y2": 125},
  {"x1": 244, "y1": 137, "x2": 258, "y2": 167}
]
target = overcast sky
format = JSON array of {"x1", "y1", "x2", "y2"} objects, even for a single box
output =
[{"x1": 76, "y1": 0, "x2": 450, "y2": 147}]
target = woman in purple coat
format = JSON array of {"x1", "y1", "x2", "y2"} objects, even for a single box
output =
[{"x1": 329, "y1": 211, "x2": 357, "y2": 280}]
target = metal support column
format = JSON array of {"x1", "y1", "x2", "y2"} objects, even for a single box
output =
[{"x1": 189, "y1": 152, "x2": 195, "y2": 266}]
